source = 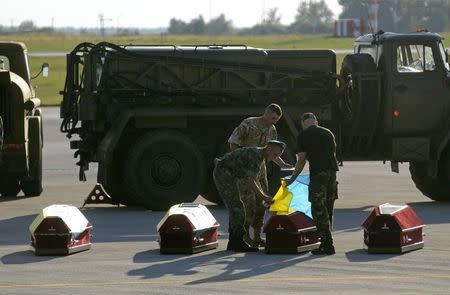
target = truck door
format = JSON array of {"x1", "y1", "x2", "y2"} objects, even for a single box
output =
[{"x1": 388, "y1": 42, "x2": 449, "y2": 161}]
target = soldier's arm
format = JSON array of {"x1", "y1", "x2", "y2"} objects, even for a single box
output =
[
  {"x1": 249, "y1": 178, "x2": 272, "y2": 203},
  {"x1": 269, "y1": 126, "x2": 292, "y2": 167},
  {"x1": 229, "y1": 143, "x2": 240, "y2": 151},
  {"x1": 273, "y1": 156, "x2": 292, "y2": 168},
  {"x1": 285, "y1": 152, "x2": 307, "y2": 186},
  {"x1": 228, "y1": 121, "x2": 248, "y2": 151}
]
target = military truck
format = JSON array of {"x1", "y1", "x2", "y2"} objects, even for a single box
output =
[
  {"x1": 60, "y1": 31, "x2": 450, "y2": 210},
  {"x1": 0, "y1": 42, "x2": 46, "y2": 197}
]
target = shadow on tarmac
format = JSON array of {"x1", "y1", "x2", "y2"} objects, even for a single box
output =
[
  {"x1": 407, "y1": 201, "x2": 450, "y2": 225},
  {"x1": 1, "y1": 250, "x2": 63, "y2": 265},
  {"x1": 345, "y1": 249, "x2": 399, "y2": 262},
  {"x1": 0, "y1": 195, "x2": 32, "y2": 203},
  {"x1": 128, "y1": 249, "x2": 321, "y2": 284}
]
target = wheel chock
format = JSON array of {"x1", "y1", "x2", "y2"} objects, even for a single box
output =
[{"x1": 82, "y1": 183, "x2": 120, "y2": 207}]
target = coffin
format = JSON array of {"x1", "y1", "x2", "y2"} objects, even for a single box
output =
[
  {"x1": 29, "y1": 205, "x2": 92, "y2": 255},
  {"x1": 263, "y1": 211, "x2": 320, "y2": 254},
  {"x1": 157, "y1": 203, "x2": 219, "y2": 254},
  {"x1": 362, "y1": 203, "x2": 424, "y2": 253}
]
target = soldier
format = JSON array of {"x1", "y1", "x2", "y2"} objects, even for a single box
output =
[
  {"x1": 228, "y1": 103, "x2": 291, "y2": 247},
  {"x1": 285, "y1": 113, "x2": 338, "y2": 255},
  {"x1": 213, "y1": 140, "x2": 286, "y2": 252}
]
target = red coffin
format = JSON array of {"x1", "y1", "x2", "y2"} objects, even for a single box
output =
[
  {"x1": 29, "y1": 205, "x2": 92, "y2": 256},
  {"x1": 157, "y1": 203, "x2": 219, "y2": 254},
  {"x1": 32, "y1": 218, "x2": 92, "y2": 255},
  {"x1": 263, "y1": 211, "x2": 320, "y2": 254},
  {"x1": 362, "y1": 203, "x2": 424, "y2": 253}
]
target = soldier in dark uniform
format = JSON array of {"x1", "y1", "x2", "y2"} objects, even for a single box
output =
[
  {"x1": 213, "y1": 140, "x2": 286, "y2": 252},
  {"x1": 285, "y1": 113, "x2": 338, "y2": 255}
]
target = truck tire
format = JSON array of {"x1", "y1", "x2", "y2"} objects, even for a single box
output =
[
  {"x1": 124, "y1": 130, "x2": 205, "y2": 210},
  {"x1": 340, "y1": 54, "x2": 377, "y2": 123},
  {"x1": 410, "y1": 160, "x2": 450, "y2": 201},
  {"x1": 21, "y1": 116, "x2": 43, "y2": 197},
  {"x1": 0, "y1": 178, "x2": 21, "y2": 197}
]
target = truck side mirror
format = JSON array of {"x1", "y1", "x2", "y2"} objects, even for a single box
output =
[
  {"x1": 42, "y1": 63, "x2": 49, "y2": 78},
  {"x1": 31, "y1": 62, "x2": 49, "y2": 79}
]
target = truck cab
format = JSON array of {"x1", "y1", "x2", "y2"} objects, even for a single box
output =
[
  {"x1": 0, "y1": 42, "x2": 44, "y2": 197},
  {"x1": 344, "y1": 31, "x2": 450, "y2": 201}
]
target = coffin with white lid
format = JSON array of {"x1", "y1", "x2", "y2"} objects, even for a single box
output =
[{"x1": 29, "y1": 204, "x2": 92, "y2": 255}]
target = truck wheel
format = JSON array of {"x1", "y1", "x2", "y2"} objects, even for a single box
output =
[
  {"x1": 21, "y1": 116, "x2": 43, "y2": 197},
  {"x1": 0, "y1": 178, "x2": 21, "y2": 197},
  {"x1": 410, "y1": 160, "x2": 450, "y2": 201},
  {"x1": 124, "y1": 130, "x2": 205, "y2": 210}
]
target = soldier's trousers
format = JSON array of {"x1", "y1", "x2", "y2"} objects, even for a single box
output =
[
  {"x1": 236, "y1": 163, "x2": 267, "y2": 235},
  {"x1": 309, "y1": 170, "x2": 338, "y2": 247},
  {"x1": 213, "y1": 167, "x2": 247, "y2": 244}
]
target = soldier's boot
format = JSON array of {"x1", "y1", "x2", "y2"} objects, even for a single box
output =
[
  {"x1": 227, "y1": 230, "x2": 258, "y2": 252},
  {"x1": 243, "y1": 228, "x2": 255, "y2": 247},
  {"x1": 311, "y1": 243, "x2": 335, "y2": 255},
  {"x1": 252, "y1": 227, "x2": 266, "y2": 247}
]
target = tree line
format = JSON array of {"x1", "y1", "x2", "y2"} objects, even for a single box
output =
[
  {"x1": 169, "y1": 1, "x2": 334, "y2": 35},
  {"x1": 169, "y1": 0, "x2": 450, "y2": 35}
]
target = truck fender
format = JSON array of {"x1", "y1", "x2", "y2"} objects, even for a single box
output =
[{"x1": 97, "y1": 110, "x2": 133, "y2": 163}]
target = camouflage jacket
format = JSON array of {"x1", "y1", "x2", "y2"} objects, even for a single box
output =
[
  {"x1": 216, "y1": 147, "x2": 265, "y2": 180},
  {"x1": 228, "y1": 117, "x2": 277, "y2": 148}
]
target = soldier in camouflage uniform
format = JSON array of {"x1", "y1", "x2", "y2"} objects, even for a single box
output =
[
  {"x1": 228, "y1": 104, "x2": 291, "y2": 247},
  {"x1": 285, "y1": 113, "x2": 338, "y2": 255},
  {"x1": 213, "y1": 140, "x2": 286, "y2": 252}
]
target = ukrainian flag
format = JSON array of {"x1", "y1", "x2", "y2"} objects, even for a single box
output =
[{"x1": 269, "y1": 175, "x2": 312, "y2": 218}]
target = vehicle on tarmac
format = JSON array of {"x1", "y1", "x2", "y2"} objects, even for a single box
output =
[
  {"x1": 0, "y1": 42, "x2": 47, "y2": 197},
  {"x1": 60, "y1": 31, "x2": 450, "y2": 210}
]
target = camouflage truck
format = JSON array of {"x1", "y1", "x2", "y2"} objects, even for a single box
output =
[
  {"x1": 60, "y1": 31, "x2": 450, "y2": 210},
  {"x1": 0, "y1": 42, "x2": 46, "y2": 197}
]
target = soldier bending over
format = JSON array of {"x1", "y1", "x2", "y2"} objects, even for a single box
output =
[{"x1": 214, "y1": 140, "x2": 286, "y2": 252}]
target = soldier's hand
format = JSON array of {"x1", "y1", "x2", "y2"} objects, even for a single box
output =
[
  {"x1": 263, "y1": 196, "x2": 274, "y2": 205},
  {"x1": 281, "y1": 163, "x2": 294, "y2": 169},
  {"x1": 283, "y1": 178, "x2": 294, "y2": 187}
]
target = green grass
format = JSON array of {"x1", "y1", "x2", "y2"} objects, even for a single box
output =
[
  {"x1": 12, "y1": 32, "x2": 449, "y2": 105},
  {"x1": 4, "y1": 32, "x2": 357, "y2": 51}
]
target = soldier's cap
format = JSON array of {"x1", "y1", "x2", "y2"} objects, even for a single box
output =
[
  {"x1": 301, "y1": 112, "x2": 317, "y2": 122},
  {"x1": 267, "y1": 140, "x2": 286, "y2": 150}
]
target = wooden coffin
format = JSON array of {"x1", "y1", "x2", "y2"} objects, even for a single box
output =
[
  {"x1": 157, "y1": 203, "x2": 219, "y2": 254},
  {"x1": 362, "y1": 203, "x2": 424, "y2": 253},
  {"x1": 263, "y1": 211, "x2": 320, "y2": 254},
  {"x1": 29, "y1": 205, "x2": 92, "y2": 255}
]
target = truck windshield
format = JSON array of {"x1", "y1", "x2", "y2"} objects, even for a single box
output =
[
  {"x1": 396, "y1": 44, "x2": 436, "y2": 73},
  {"x1": 438, "y1": 42, "x2": 449, "y2": 71}
]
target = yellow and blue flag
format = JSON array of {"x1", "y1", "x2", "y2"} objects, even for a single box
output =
[{"x1": 269, "y1": 175, "x2": 312, "y2": 218}]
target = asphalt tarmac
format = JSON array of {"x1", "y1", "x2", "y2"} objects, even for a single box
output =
[{"x1": 1, "y1": 107, "x2": 449, "y2": 294}]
